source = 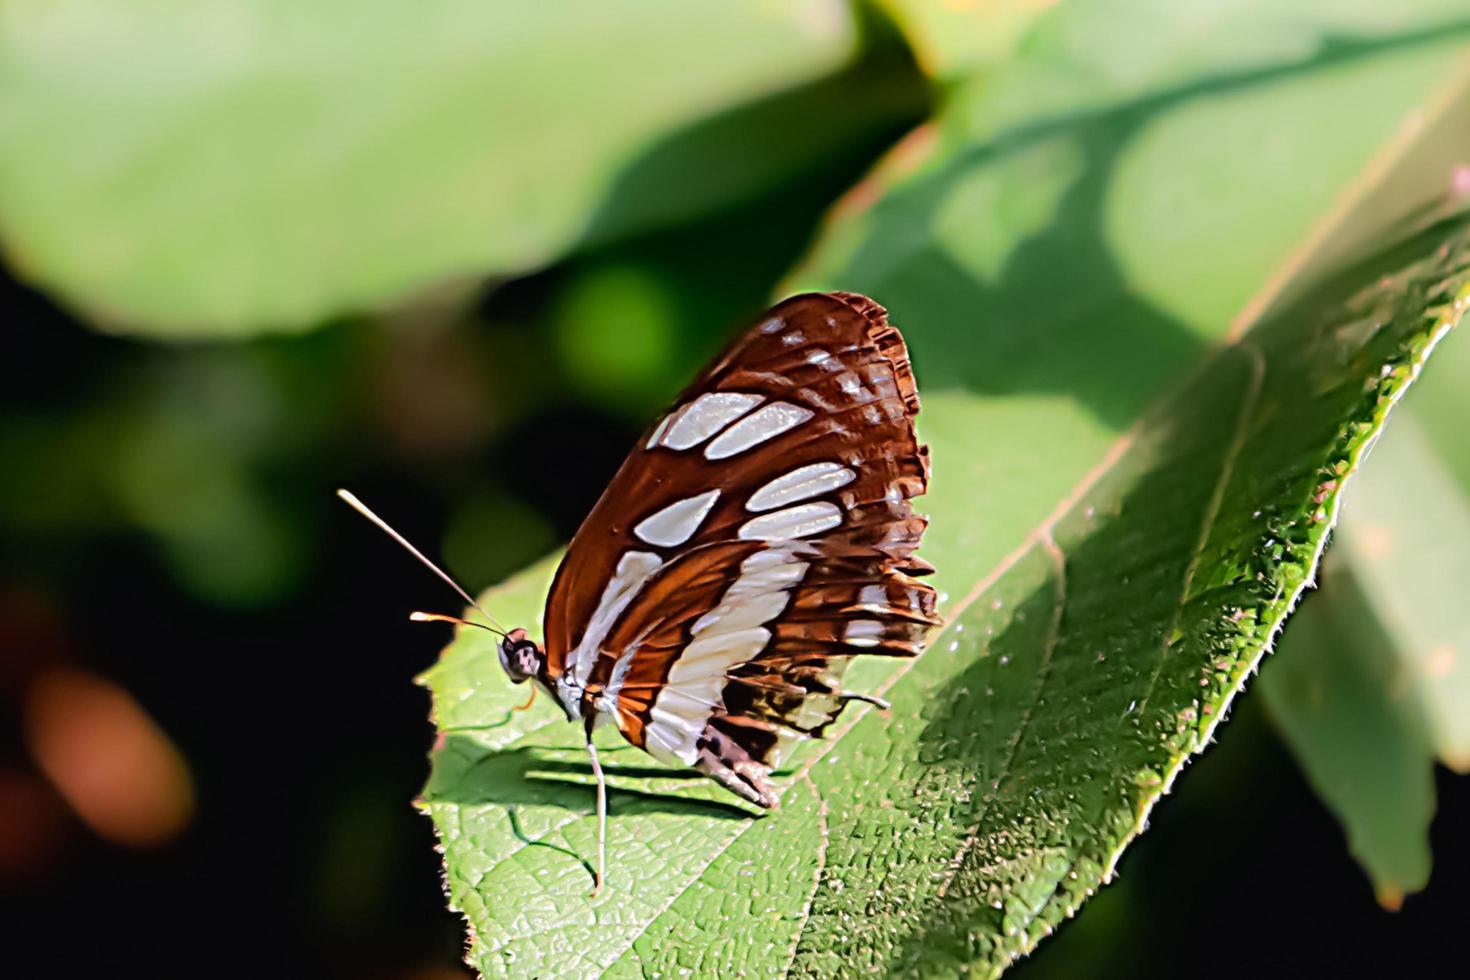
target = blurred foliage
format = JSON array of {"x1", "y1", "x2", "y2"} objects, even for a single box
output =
[
  {"x1": 0, "y1": 326, "x2": 362, "y2": 606},
  {"x1": 874, "y1": 0, "x2": 1060, "y2": 79},
  {"x1": 549, "y1": 264, "x2": 682, "y2": 417},
  {"x1": 0, "y1": 0, "x2": 926, "y2": 336},
  {"x1": 1263, "y1": 322, "x2": 1470, "y2": 904},
  {"x1": 3, "y1": 0, "x2": 1470, "y2": 977}
]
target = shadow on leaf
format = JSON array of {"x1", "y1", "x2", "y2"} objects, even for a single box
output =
[
  {"x1": 822, "y1": 16, "x2": 1470, "y2": 431},
  {"x1": 425, "y1": 735, "x2": 754, "y2": 821}
]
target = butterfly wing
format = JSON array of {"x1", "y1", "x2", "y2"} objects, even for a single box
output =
[{"x1": 539, "y1": 292, "x2": 938, "y2": 805}]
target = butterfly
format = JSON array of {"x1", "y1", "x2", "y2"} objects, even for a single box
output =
[{"x1": 340, "y1": 291, "x2": 939, "y2": 892}]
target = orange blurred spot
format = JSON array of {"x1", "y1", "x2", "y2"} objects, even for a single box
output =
[
  {"x1": 1452, "y1": 163, "x2": 1470, "y2": 199},
  {"x1": 1425, "y1": 644, "x2": 1457, "y2": 679},
  {"x1": 24, "y1": 667, "x2": 194, "y2": 847},
  {"x1": 1376, "y1": 884, "x2": 1405, "y2": 912},
  {"x1": 1351, "y1": 522, "x2": 1394, "y2": 560}
]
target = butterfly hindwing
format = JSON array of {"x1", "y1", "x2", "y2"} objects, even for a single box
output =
[{"x1": 538, "y1": 292, "x2": 938, "y2": 806}]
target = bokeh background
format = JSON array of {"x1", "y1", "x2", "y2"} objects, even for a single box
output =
[{"x1": 3, "y1": 2, "x2": 1468, "y2": 976}]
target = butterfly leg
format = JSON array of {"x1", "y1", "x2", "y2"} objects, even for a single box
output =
[
  {"x1": 841, "y1": 691, "x2": 891, "y2": 711},
  {"x1": 696, "y1": 727, "x2": 779, "y2": 810},
  {"x1": 585, "y1": 723, "x2": 607, "y2": 895}
]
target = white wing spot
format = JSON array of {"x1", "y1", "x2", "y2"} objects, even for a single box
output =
[
  {"x1": 807, "y1": 349, "x2": 832, "y2": 367},
  {"x1": 855, "y1": 584, "x2": 891, "y2": 613},
  {"x1": 845, "y1": 619, "x2": 885, "y2": 648},
  {"x1": 747, "y1": 461, "x2": 856, "y2": 512},
  {"x1": 836, "y1": 372, "x2": 876, "y2": 404},
  {"x1": 660, "y1": 392, "x2": 764, "y2": 450},
  {"x1": 738, "y1": 501, "x2": 842, "y2": 540},
  {"x1": 705, "y1": 402, "x2": 814, "y2": 459},
  {"x1": 634, "y1": 489, "x2": 721, "y2": 547},
  {"x1": 759, "y1": 317, "x2": 784, "y2": 334},
  {"x1": 782, "y1": 329, "x2": 806, "y2": 346}
]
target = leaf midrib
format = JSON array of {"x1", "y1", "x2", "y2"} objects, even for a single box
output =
[{"x1": 992, "y1": 341, "x2": 1268, "y2": 969}]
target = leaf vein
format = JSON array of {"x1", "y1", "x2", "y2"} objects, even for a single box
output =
[
  {"x1": 1135, "y1": 340, "x2": 1266, "y2": 722},
  {"x1": 780, "y1": 774, "x2": 831, "y2": 976},
  {"x1": 997, "y1": 339, "x2": 1268, "y2": 966}
]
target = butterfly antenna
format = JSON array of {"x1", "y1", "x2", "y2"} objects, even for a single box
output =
[
  {"x1": 408, "y1": 611, "x2": 506, "y2": 638},
  {"x1": 337, "y1": 489, "x2": 509, "y2": 637}
]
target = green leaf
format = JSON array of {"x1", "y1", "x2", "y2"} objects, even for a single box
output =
[
  {"x1": 1325, "y1": 407, "x2": 1470, "y2": 771},
  {"x1": 420, "y1": 219, "x2": 1470, "y2": 977},
  {"x1": 874, "y1": 0, "x2": 1057, "y2": 80},
  {"x1": 0, "y1": 0, "x2": 926, "y2": 337},
  {"x1": 416, "y1": 3, "x2": 1470, "y2": 975},
  {"x1": 1261, "y1": 325, "x2": 1470, "y2": 904},
  {"x1": 1410, "y1": 286, "x2": 1470, "y2": 496},
  {"x1": 1260, "y1": 546, "x2": 1437, "y2": 909}
]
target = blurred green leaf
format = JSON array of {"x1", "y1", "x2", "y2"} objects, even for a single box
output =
[
  {"x1": 876, "y1": 0, "x2": 1060, "y2": 80},
  {"x1": 112, "y1": 411, "x2": 304, "y2": 606},
  {"x1": 442, "y1": 492, "x2": 557, "y2": 593},
  {"x1": 1263, "y1": 323, "x2": 1470, "y2": 905},
  {"x1": 0, "y1": 340, "x2": 319, "y2": 607},
  {"x1": 1402, "y1": 288, "x2": 1470, "y2": 496},
  {"x1": 0, "y1": 0, "x2": 930, "y2": 337},
  {"x1": 1260, "y1": 546, "x2": 1437, "y2": 908},
  {"x1": 550, "y1": 264, "x2": 681, "y2": 415},
  {"x1": 1332, "y1": 409, "x2": 1470, "y2": 770}
]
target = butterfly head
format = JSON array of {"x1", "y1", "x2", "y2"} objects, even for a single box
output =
[{"x1": 497, "y1": 627, "x2": 544, "y2": 684}]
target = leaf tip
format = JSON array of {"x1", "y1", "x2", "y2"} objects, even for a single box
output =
[{"x1": 1375, "y1": 884, "x2": 1405, "y2": 913}]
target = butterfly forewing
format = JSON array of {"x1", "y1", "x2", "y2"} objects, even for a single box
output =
[{"x1": 540, "y1": 292, "x2": 938, "y2": 807}]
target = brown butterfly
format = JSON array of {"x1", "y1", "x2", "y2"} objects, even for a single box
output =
[{"x1": 341, "y1": 291, "x2": 939, "y2": 891}]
